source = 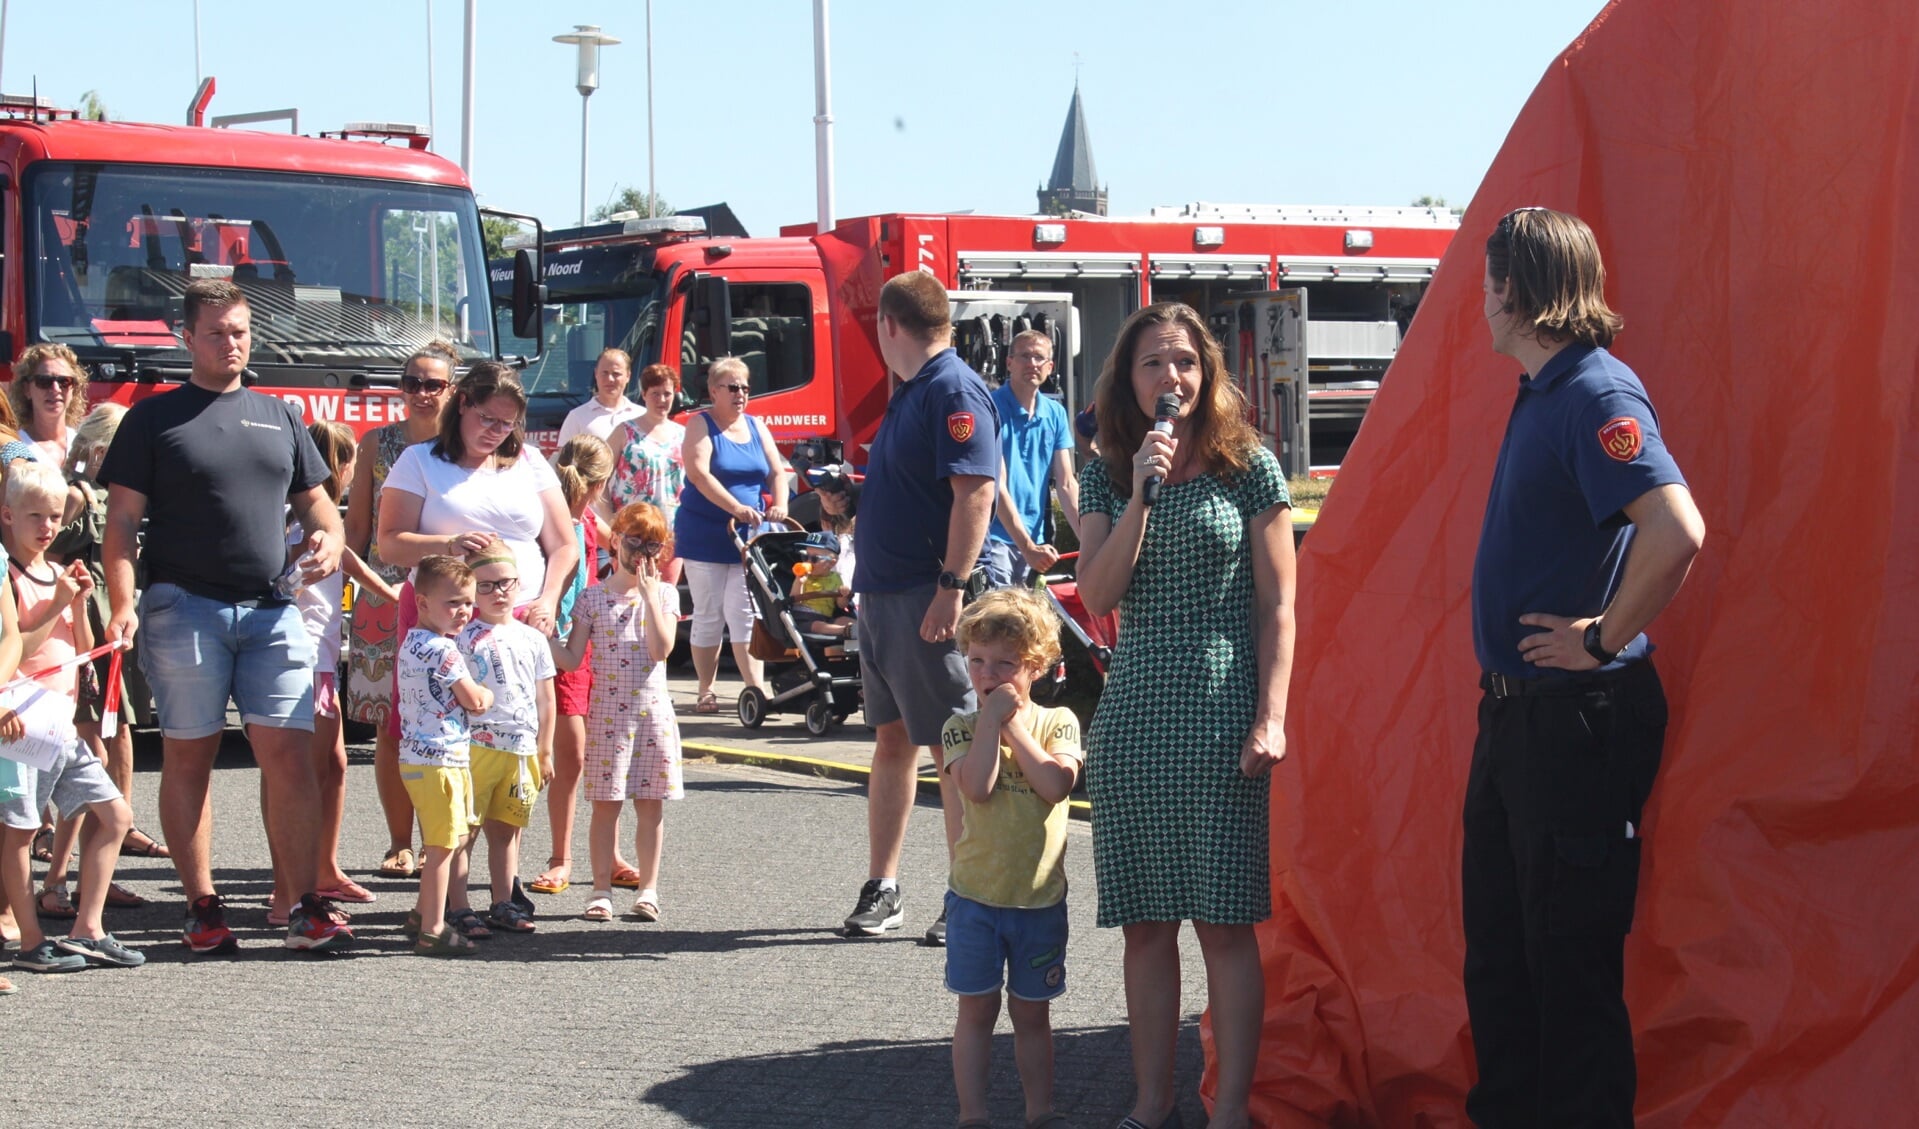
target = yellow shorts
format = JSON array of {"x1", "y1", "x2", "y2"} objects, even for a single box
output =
[
  {"x1": 470, "y1": 744, "x2": 544, "y2": 828},
  {"x1": 400, "y1": 765, "x2": 476, "y2": 850}
]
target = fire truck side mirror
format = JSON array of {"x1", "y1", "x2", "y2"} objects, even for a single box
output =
[
  {"x1": 690, "y1": 273, "x2": 733, "y2": 363},
  {"x1": 511, "y1": 249, "x2": 547, "y2": 340}
]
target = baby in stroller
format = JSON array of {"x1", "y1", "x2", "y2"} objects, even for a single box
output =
[{"x1": 788, "y1": 532, "x2": 856, "y2": 638}]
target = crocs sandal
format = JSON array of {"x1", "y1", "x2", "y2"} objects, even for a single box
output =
[
  {"x1": 610, "y1": 863, "x2": 643, "y2": 890},
  {"x1": 447, "y1": 907, "x2": 493, "y2": 941},
  {"x1": 582, "y1": 893, "x2": 614, "y2": 922},
  {"x1": 35, "y1": 887, "x2": 75, "y2": 921},
  {"x1": 414, "y1": 924, "x2": 476, "y2": 957}
]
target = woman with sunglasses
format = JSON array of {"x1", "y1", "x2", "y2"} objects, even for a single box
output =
[
  {"x1": 344, "y1": 341, "x2": 458, "y2": 879},
  {"x1": 677, "y1": 356, "x2": 790, "y2": 714},
  {"x1": 7, "y1": 343, "x2": 90, "y2": 464}
]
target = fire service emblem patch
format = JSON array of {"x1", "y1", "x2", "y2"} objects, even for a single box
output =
[
  {"x1": 1598, "y1": 416, "x2": 1643, "y2": 462},
  {"x1": 947, "y1": 412, "x2": 975, "y2": 443}
]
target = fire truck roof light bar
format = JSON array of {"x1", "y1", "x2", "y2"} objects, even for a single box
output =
[{"x1": 621, "y1": 215, "x2": 707, "y2": 237}]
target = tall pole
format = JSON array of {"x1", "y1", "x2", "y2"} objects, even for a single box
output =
[
  {"x1": 424, "y1": 0, "x2": 436, "y2": 152},
  {"x1": 579, "y1": 95, "x2": 590, "y2": 225},
  {"x1": 646, "y1": 0, "x2": 656, "y2": 218},
  {"x1": 554, "y1": 25, "x2": 619, "y2": 226},
  {"x1": 813, "y1": 0, "x2": 836, "y2": 234},
  {"x1": 460, "y1": 0, "x2": 476, "y2": 174},
  {"x1": 0, "y1": 0, "x2": 10, "y2": 94},
  {"x1": 193, "y1": 0, "x2": 202, "y2": 86}
]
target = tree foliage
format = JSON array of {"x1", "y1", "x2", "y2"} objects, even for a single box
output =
[
  {"x1": 78, "y1": 90, "x2": 108, "y2": 121},
  {"x1": 592, "y1": 185, "x2": 673, "y2": 222}
]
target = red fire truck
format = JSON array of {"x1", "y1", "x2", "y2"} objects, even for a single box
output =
[
  {"x1": 0, "y1": 95, "x2": 540, "y2": 431},
  {"x1": 506, "y1": 203, "x2": 1456, "y2": 474}
]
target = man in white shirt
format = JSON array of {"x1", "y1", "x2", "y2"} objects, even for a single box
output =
[{"x1": 556, "y1": 347, "x2": 644, "y2": 444}]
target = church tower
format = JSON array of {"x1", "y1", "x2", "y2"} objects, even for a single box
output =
[{"x1": 1037, "y1": 82, "x2": 1107, "y2": 216}]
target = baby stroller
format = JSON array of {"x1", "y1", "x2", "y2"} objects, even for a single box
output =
[
  {"x1": 1030, "y1": 552, "x2": 1117, "y2": 703},
  {"x1": 731, "y1": 519, "x2": 864, "y2": 736}
]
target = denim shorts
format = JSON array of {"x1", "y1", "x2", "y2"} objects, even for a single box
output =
[
  {"x1": 137, "y1": 583, "x2": 316, "y2": 739},
  {"x1": 0, "y1": 740, "x2": 121, "y2": 828},
  {"x1": 979, "y1": 540, "x2": 1032, "y2": 591},
  {"x1": 943, "y1": 890, "x2": 1069, "y2": 1001}
]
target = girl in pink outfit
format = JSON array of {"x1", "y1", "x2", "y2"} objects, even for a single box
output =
[{"x1": 549, "y1": 501, "x2": 681, "y2": 924}]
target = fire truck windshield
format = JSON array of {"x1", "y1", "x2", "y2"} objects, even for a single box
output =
[
  {"x1": 25, "y1": 162, "x2": 495, "y2": 371},
  {"x1": 493, "y1": 243, "x2": 668, "y2": 403}
]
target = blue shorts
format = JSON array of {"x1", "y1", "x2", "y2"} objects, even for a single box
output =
[
  {"x1": 979, "y1": 540, "x2": 1032, "y2": 590},
  {"x1": 137, "y1": 583, "x2": 316, "y2": 739},
  {"x1": 943, "y1": 890, "x2": 1069, "y2": 1002}
]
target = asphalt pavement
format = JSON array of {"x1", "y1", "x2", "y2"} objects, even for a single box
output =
[{"x1": 3, "y1": 672, "x2": 1215, "y2": 1128}]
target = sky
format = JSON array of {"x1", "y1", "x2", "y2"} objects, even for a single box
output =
[{"x1": 0, "y1": 1, "x2": 1609, "y2": 236}]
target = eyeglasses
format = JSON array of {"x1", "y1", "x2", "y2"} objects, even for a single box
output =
[
  {"x1": 472, "y1": 408, "x2": 522, "y2": 433},
  {"x1": 621, "y1": 536, "x2": 665, "y2": 558},
  {"x1": 474, "y1": 577, "x2": 519, "y2": 596},
  {"x1": 29, "y1": 375, "x2": 76, "y2": 391},
  {"x1": 401, "y1": 376, "x2": 450, "y2": 395},
  {"x1": 716, "y1": 384, "x2": 751, "y2": 395}
]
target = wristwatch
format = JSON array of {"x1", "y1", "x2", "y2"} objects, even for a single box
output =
[
  {"x1": 1583, "y1": 620, "x2": 1621, "y2": 665},
  {"x1": 938, "y1": 570, "x2": 966, "y2": 591}
]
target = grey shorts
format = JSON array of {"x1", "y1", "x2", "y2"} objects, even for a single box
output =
[
  {"x1": 0, "y1": 740, "x2": 121, "y2": 829},
  {"x1": 857, "y1": 583, "x2": 975, "y2": 747}
]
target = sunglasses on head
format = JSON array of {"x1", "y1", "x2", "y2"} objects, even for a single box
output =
[
  {"x1": 401, "y1": 375, "x2": 450, "y2": 395},
  {"x1": 621, "y1": 536, "x2": 665, "y2": 558},
  {"x1": 474, "y1": 576, "x2": 519, "y2": 596},
  {"x1": 29, "y1": 375, "x2": 76, "y2": 391}
]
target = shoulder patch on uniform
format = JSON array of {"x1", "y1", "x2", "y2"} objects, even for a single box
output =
[
  {"x1": 947, "y1": 412, "x2": 975, "y2": 443},
  {"x1": 1597, "y1": 416, "x2": 1643, "y2": 462}
]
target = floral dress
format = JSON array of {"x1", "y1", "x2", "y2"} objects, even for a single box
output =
[
  {"x1": 608, "y1": 417, "x2": 686, "y2": 525},
  {"x1": 345, "y1": 423, "x2": 414, "y2": 725},
  {"x1": 578, "y1": 583, "x2": 683, "y2": 803}
]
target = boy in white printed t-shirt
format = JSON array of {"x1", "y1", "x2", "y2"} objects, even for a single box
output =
[
  {"x1": 396, "y1": 556, "x2": 493, "y2": 956},
  {"x1": 458, "y1": 540, "x2": 555, "y2": 934},
  {"x1": 940, "y1": 588, "x2": 1083, "y2": 1129}
]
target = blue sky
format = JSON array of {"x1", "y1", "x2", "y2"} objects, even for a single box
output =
[{"x1": 0, "y1": 1, "x2": 1607, "y2": 235}]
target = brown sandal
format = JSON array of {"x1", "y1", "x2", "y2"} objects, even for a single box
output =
[
  {"x1": 35, "y1": 886, "x2": 76, "y2": 920},
  {"x1": 377, "y1": 847, "x2": 416, "y2": 878},
  {"x1": 694, "y1": 691, "x2": 720, "y2": 714}
]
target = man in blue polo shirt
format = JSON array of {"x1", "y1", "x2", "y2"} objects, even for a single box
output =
[
  {"x1": 982, "y1": 330, "x2": 1079, "y2": 589},
  {"x1": 843, "y1": 271, "x2": 999, "y2": 945},
  {"x1": 1465, "y1": 208, "x2": 1706, "y2": 1128}
]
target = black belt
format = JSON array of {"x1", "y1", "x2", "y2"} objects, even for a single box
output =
[{"x1": 1480, "y1": 666, "x2": 1639, "y2": 700}]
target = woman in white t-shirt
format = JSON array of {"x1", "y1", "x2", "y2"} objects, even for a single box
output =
[
  {"x1": 378, "y1": 362, "x2": 579, "y2": 638},
  {"x1": 556, "y1": 348, "x2": 645, "y2": 447}
]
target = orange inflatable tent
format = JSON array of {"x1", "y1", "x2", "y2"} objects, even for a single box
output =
[{"x1": 1240, "y1": 0, "x2": 1919, "y2": 1124}]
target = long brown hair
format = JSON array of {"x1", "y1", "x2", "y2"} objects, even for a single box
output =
[
  {"x1": 308, "y1": 421, "x2": 357, "y2": 503},
  {"x1": 1094, "y1": 302, "x2": 1259, "y2": 498},
  {"x1": 434, "y1": 361, "x2": 527, "y2": 465}
]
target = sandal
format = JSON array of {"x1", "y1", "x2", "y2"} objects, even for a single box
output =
[
  {"x1": 629, "y1": 898, "x2": 660, "y2": 923},
  {"x1": 528, "y1": 859, "x2": 571, "y2": 895},
  {"x1": 694, "y1": 691, "x2": 720, "y2": 714},
  {"x1": 485, "y1": 900, "x2": 536, "y2": 934},
  {"x1": 29, "y1": 827, "x2": 53, "y2": 863},
  {"x1": 35, "y1": 886, "x2": 75, "y2": 921},
  {"x1": 403, "y1": 910, "x2": 423, "y2": 941},
  {"x1": 377, "y1": 847, "x2": 416, "y2": 878},
  {"x1": 96, "y1": 882, "x2": 147, "y2": 909},
  {"x1": 610, "y1": 863, "x2": 643, "y2": 889},
  {"x1": 582, "y1": 893, "x2": 614, "y2": 922},
  {"x1": 120, "y1": 828, "x2": 170, "y2": 858},
  {"x1": 315, "y1": 881, "x2": 377, "y2": 905},
  {"x1": 414, "y1": 924, "x2": 476, "y2": 957},
  {"x1": 447, "y1": 907, "x2": 493, "y2": 941},
  {"x1": 0, "y1": 975, "x2": 15, "y2": 995}
]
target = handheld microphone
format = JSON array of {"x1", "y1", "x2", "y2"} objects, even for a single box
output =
[{"x1": 1141, "y1": 392, "x2": 1181, "y2": 506}]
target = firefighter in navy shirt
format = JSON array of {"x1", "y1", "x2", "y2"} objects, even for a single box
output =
[
  {"x1": 1465, "y1": 208, "x2": 1706, "y2": 1128},
  {"x1": 841, "y1": 272, "x2": 999, "y2": 945}
]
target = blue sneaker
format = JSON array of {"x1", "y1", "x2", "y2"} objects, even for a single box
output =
[
  {"x1": 14, "y1": 940, "x2": 87, "y2": 973},
  {"x1": 55, "y1": 933, "x2": 147, "y2": 968}
]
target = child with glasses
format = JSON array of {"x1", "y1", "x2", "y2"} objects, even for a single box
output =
[
  {"x1": 548, "y1": 501, "x2": 682, "y2": 924},
  {"x1": 457, "y1": 539, "x2": 555, "y2": 934}
]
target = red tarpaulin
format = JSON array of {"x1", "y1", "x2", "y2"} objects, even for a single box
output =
[{"x1": 1237, "y1": 1, "x2": 1919, "y2": 1124}]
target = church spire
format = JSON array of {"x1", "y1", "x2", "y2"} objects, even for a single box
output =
[{"x1": 1038, "y1": 81, "x2": 1107, "y2": 216}]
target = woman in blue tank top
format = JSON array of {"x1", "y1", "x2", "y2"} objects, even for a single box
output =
[{"x1": 675, "y1": 358, "x2": 791, "y2": 712}]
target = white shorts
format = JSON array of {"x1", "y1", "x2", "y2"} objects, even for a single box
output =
[{"x1": 682, "y1": 559, "x2": 754, "y2": 648}]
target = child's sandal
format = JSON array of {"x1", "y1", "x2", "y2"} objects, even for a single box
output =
[
  {"x1": 582, "y1": 893, "x2": 614, "y2": 922},
  {"x1": 485, "y1": 901, "x2": 536, "y2": 934},
  {"x1": 414, "y1": 924, "x2": 475, "y2": 957},
  {"x1": 447, "y1": 907, "x2": 493, "y2": 940},
  {"x1": 630, "y1": 898, "x2": 660, "y2": 923}
]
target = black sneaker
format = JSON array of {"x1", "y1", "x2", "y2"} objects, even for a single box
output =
[
  {"x1": 922, "y1": 906, "x2": 948, "y2": 947},
  {"x1": 842, "y1": 879, "x2": 903, "y2": 937}
]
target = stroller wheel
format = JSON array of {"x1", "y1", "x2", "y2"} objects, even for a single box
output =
[
  {"x1": 805, "y1": 699, "x2": 837, "y2": 738},
  {"x1": 738, "y1": 686, "x2": 768, "y2": 729}
]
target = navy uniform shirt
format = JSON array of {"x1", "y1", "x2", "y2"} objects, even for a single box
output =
[
  {"x1": 854, "y1": 348, "x2": 999, "y2": 594},
  {"x1": 1471, "y1": 344, "x2": 1687, "y2": 679}
]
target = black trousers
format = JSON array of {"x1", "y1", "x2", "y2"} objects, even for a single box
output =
[{"x1": 1462, "y1": 661, "x2": 1667, "y2": 1129}]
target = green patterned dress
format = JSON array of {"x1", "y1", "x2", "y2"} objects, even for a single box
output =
[{"x1": 1079, "y1": 445, "x2": 1289, "y2": 927}]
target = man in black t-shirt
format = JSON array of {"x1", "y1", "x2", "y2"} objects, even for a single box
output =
[{"x1": 99, "y1": 279, "x2": 353, "y2": 955}]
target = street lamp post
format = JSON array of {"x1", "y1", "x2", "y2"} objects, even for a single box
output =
[{"x1": 553, "y1": 24, "x2": 620, "y2": 225}]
